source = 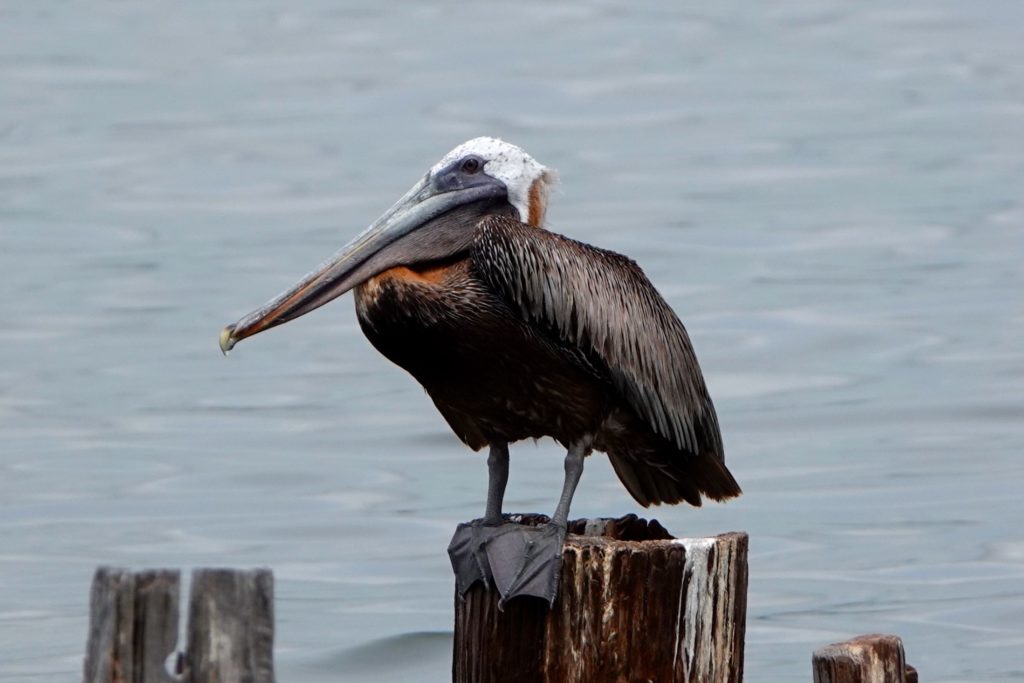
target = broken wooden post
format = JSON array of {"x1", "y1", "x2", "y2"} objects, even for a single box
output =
[
  {"x1": 185, "y1": 568, "x2": 275, "y2": 683},
  {"x1": 83, "y1": 567, "x2": 179, "y2": 683},
  {"x1": 813, "y1": 634, "x2": 918, "y2": 683},
  {"x1": 83, "y1": 567, "x2": 273, "y2": 683},
  {"x1": 453, "y1": 515, "x2": 748, "y2": 683}
]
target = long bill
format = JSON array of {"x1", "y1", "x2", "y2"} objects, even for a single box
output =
[{"x1": 219, "y1": 175, "x2": 502, "y2": 353}]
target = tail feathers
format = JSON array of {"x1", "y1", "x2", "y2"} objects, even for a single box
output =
[
  {"x1": 690, "y1": 451, "x2": 743, "y2": 502},
  {"x1": 608, "y1": 449, "x2": 741, "y2": 508},
  {"x1": 598, "y1": 406, "x2": 741, "y2": 508}
]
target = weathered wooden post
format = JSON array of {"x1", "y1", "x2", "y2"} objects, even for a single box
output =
[
  {"x1": 84, "y1": 568, "x2": 180, "y2": 683},
  {"x1": 453, "y1": 515, "x2": 748, "y2": 683},
  {"x1": 184, "y1": 568, "x2": 275, "y2": 683},
  {"x1": 812, "y1": 634, "x2": 918, "y2": 683},
  {"x1": 83, "y1": 567, "x2": 274, "y2": 683}
]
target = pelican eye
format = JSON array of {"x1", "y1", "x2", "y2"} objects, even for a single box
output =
[{"x1": 460, "y1": 157, "x2": 482, "y2": 174}]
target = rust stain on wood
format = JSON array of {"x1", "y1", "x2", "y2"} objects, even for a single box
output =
[
  {"x1": 453, "y1": 515, "x2": 747, "y2": 683},
  {"x1": 813, "y1": 633, "x2": 915, "y2": 683}
]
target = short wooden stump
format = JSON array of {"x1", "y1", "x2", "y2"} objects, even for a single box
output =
[{"x1": 453, "y1": 515, "x2": 748, "y2": 683}]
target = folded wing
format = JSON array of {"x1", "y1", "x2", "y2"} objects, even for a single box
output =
[{"x1": 471, "y1": 216, "x2": 725, "y2": 462}]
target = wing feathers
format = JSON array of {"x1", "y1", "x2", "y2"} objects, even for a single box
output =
[{"x1": 472, "y1": 216, "x2": 723, "y2": 460}]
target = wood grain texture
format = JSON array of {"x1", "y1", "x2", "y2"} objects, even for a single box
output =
[
  {"x1": 184, "y1": 568, "x2": 274, "y2": 683},
  {"x1": 84, "y1": 567, "x2": 135, "y2": 683},
  {"x1": 133, "y1": 570, "x2": 180, "y2": 683},
  {"x1": 813, "y1": 634, "x2": 914, "y2": 683},
  {"x1": 83, "y1": 567, "x2": 180, "y2": 683},
  {"x1": 453, "y1": 516, "x2": 747, "y2": 683}
]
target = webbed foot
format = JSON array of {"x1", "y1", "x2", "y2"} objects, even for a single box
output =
[
  {"x1": 485, "y1": 522, "x2": 566, "y2": 606},
  {"x1": 448, "y1": 520, "x2": 492, "y2": 596}
]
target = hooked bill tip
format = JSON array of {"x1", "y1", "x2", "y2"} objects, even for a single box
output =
[{"x1": 219, "y1": 325, "x2": 236, "y2": 356}]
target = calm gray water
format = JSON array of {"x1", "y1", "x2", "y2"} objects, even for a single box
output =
[{"x1": 2, "y1": 2, "x2": 1022, "y2": 681}]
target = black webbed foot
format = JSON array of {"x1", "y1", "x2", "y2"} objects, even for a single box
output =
[
  {"x1": 448, "y1": 517, "x2": 524, "y2": 596},
  {"x1": 448, "y1": 516, "x2": 568, "y2": 606},
  {"x1": 485, "y1": 522, "x2": 566, "y2": 607},
  {"x1": 447, "y1": 520, "x2": 493, "y2": 596}
]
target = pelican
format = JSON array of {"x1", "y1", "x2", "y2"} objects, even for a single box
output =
[{"x1": 220, "y1": 137, "x2": 741, "y2": 603}]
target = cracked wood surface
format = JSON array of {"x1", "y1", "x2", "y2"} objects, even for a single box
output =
[
  {"x1": 453, "y1": 515, "x2": 748, "y2": 683},
  {"x1": 813, "y1": 634, "x2": 918, "y2": 683},
  {"x1": 83, "y1": 567, "x2": 273, "y2": 683}
]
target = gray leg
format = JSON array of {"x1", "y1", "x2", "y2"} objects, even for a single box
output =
[
  {"x1": 448, "y1": 441, "x2": 512, "y2": 595},
  {"x1": 551, "y1": 441, "x2": 586, "y2": 526},
  {"x1": 486, "y1": 439, "x2": 590, "y2": 606},
  {"x1": 484, "y1": 442, "x2": 509, "y2": 525}
]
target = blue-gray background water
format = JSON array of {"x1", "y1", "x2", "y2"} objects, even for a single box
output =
[{"x1": 2, "y1": 2, "x2": 1022, "y2": 681}]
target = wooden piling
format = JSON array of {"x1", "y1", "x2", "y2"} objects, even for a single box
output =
[
  {"x1": 133, "y1": 570, "x2": 181, "y2": 683},
  {"x1": 82, "y1": 553, "x2": 923, "y2": 682},
  {"x1": 453, "y1": 515, "x2": 748, "y2": 683},
  {"x1": 84, "y1": 567, "x2": 180, "y2": 683},
  {"x1": 184, "y1": 568, "x2": 275, "y2": 683},
  {"x1": 812, "y1": 634, "x2": 917, "y2": 683},
  {"x1": 83, "y1": 567, "x2": 273, "y2": 683}
]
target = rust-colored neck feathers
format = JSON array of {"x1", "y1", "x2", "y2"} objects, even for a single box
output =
[
  {"x1": 526, "y1": 172, "x2": 553, "y2": 227},
  {"x1": 364, "y1": 261, "x2": 454, "y2": 292}
]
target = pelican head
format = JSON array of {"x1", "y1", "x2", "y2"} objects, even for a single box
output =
[
  {"x1": 219, "y1": 137, "x2": 554, "y2": 353},
  {"x1": 431, "y1": 137, "x2": 555, "y2": 227}
]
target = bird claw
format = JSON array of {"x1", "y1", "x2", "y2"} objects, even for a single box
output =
[{"x1": 448, "y1": 519, "x2": 567, "y2": 607}]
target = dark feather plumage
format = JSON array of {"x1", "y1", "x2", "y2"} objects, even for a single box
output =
[
  {"x1": 354, "y1": 214, "x2": 740, "y2": 507},
  {"x1": 474, "y1": 217, "x2": 721, "y2": 456}
]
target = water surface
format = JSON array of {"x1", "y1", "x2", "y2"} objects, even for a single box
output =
[{"x1": 1, "y1": 2, "x2": 1022, "y2": 681}]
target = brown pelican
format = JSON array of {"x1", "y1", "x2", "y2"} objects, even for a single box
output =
[{"x1": 220, "y1": 137, "x2": 741, "y2": 604}]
